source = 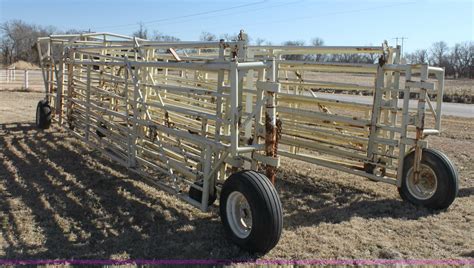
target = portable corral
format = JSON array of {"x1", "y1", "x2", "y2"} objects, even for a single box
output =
[{"x1": 35, "y1": 31, "x2": 458, "y2": 253}]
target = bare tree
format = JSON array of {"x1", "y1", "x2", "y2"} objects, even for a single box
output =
[
  {"x1": 254, "y1": 38, "x2": 266, "y2": 46},
  {"x1": 450, "y1": 42, "x2": 473, "y2": 78},
  {"x1": 220, "y1": 33, "x2": 238, "y2": 42},
  {"x1": 407, "y1": 49, "x2": 429, "y2": 64},
  {"x1": 132, "y1": 22, "x2": 148, "y2": 39},
  {"x1": 311, "y1": 37, "x2": 324, "y2": 46},
  {"x1": 282, "y1": 40, "x2": 305, "y2": 60},
  {"x1": 0, "y1": 36, "x2": 13, "y2": 64},
  {"x1": 199, "y1": 32, "x2": 217, "y2": 42},
  {"x1": 152, "y1": 31, "x2": 180, "y2": 42},
  {"x1": 430, "y1": 41, "x2": 449, "y2": 66},
  {"x1": 310, "y1": 37, "x2": 325, "y2": 61},
  {"x1": 0, "y1": 20, "x2": 56, "y2": 65}
]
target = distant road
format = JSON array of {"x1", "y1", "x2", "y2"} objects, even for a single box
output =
[{"x1": 312, "y1": 93, "x2": 474, "y2": 118}]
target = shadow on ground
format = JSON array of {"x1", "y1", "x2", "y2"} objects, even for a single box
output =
[
  {"x1": 275, "y1": 168, "x2": 439, "y2": 231},
  {"x1": 0, "y1": 123, "x2": 448, "y2": 259}
]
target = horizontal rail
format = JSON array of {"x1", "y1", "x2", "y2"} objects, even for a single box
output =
[{"x1": 250, "y1": 45, "x2": 384, "y2": 55}]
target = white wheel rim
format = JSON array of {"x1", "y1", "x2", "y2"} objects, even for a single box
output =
[
  {"x1": 226, "y1": 191, "x2": 252, "y2": 239},
  {"x1": 407, "y1": 164, "x2": 438, "y2": 200},
  {"x1": 36, "y1": 105, "x2": 41, "y2": 125}
]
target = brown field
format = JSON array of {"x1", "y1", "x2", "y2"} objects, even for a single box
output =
[
  {"x1": 0, "y1": 91, "x2": 473, "y2": 260},
  {"x1": 303, "y1": 73, "x2": 473, "y2": 103}
]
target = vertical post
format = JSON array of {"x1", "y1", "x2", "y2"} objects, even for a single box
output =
[
  {"x1": 244, "y1": 50, "x2": 254, "y2": 139},
  {"x1": 163, "y1": 58, "x2": 168, "y2": 99},
  {"x1": 201, "y1": 145, "x2": 212, "y2": 211},
  {"x1": 131, "y1": 65, "x2": 140, "y2": 164},
  {"x1": 124, "y1": 67, "x2": 135, "y2": 168},
  {"x1": 434, "y1": 69, "x2": 445, "y2": 130},
  {"x1": 251, "y1": 69, "x2": 265, "y2": 170},
  {"x1": 396, "y1": 67, "x2": 412, "y2": 187},
  {"x1": 230, "y1": 61, "x2": 239, "y2": 157},
  {"x1": 386, "y1": 46, "x2": 400, "y2": 166},
  {"x1": 413, "y1": 64, "x2": 429, "y2": 184},
  {"x1": 367, "y1": 65, "x2": 385, "y2": 162},
  {"x1": 389, "y1": 46, "x2": 401, "y2": 135},
  {"x1": 265, "y1": 58, "x2": 278, "y2": 184},
  {"x1": 50, "y1": 62, "x2": 54, "y2": 101},
  {"x1": 215, "y1": 41, "x2": 225, "y2": 143},
  {"x1": 200, "y1": 118, "x2": 209, "y2": 162},
  {"x1": 24, "y1": 69, "x2": 29, "y2": 89},
  {"x1": 66, "y1": 49, "x2": 75, "y2": 127},
  {"x1": 57, "y1": 45, "x2": 65, "y2": 125},
  {"x1": 36, "y1": 41, "x2": 50, "y2": 96},
  {"x1": 215, "y1": 41, "x2": 226, "y2": 181},
  {"x1": 85, "y1": 65, "x2": 91, "y2": 141}
]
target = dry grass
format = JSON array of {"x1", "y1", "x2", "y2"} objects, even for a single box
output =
[
  {"x1": 0, "y1": 91, "x2": 473, "y2": 260},
  {"x1": 7, "y1": 61, "x2": 41, "y2": 70}
]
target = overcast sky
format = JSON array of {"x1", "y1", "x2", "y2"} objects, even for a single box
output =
[{"x1": 0, "y1": 0, "x2": 472, "y2": 52}]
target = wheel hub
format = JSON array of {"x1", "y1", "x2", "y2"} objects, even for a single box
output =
[
  {"x1": 226, "y1": 191, "x2": 252, "y2": 239},
  {"x1": 407, "y1": 164, "x2": 437, "y2": 200}
]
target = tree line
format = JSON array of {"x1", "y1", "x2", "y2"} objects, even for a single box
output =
[
  {"x1": 406, "y1": 41, "x2": 473, "y2": 78},
  {"x1": 1, "y1": 20, "x2": 472, "y2": 78}
]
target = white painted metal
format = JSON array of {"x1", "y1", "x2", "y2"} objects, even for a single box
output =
[
  {"x1": 226, "y1": 191, "x2": 252, "y2": 239},
  {"x1": 36, "y1": 31, "x2": 448, "y2": 212},
  {"x1": 37, "y1": 33, "x2": 280, "y2": 213}
]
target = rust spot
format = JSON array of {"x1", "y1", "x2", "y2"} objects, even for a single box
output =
[{"x1": 265, "y1": 112, "x2": 278, "y2": 184}]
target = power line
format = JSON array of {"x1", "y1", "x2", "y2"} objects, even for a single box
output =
[
  {"x1": 221, "y1": 2, "x2": 415, "y2": 35},
  {"x1": 122, "y1": 1, "x2": 410, "y2": 41},
  {"x1": 93, "y1": 0, "x2": 268, "y2": 30},
  {"x1": 123, "y1": 0, "x2": 305, "y2": 32}
]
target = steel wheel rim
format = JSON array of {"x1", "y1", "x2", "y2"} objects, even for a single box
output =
[
  {"x1": 407, "y1": 164, "x2": 438, "y2": 200},
  {"x1": 226, "y1": 191, "x2": 252, "y2": 239}
]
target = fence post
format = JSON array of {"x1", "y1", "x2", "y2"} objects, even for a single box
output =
[{"x1": 24, "y1": 69, "x2": 29, "y2": 89}]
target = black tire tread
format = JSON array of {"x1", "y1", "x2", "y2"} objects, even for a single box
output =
[
  {"x1": 220, "y1": 170, "x2": 282, "y2": 253},
  {"x1": 244, "y1": 170, "x2": 282, "y2": 251},
  {"x1": 398, "y1": 148, "x2": 458, "y2": 209},
  {"x1": 36, "y1": 100, "x2": 52, "y2": 129}
]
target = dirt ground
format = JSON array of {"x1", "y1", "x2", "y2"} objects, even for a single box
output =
[{"x1": 0, "y1": 91, "x2": 472, "y2": 260}]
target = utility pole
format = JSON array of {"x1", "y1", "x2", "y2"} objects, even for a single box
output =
[{"x1": 393, "y1": 37, "x2": 408, "y2": 58}]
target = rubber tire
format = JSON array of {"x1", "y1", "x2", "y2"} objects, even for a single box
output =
[
  {"x1": 188, "y1": 180, "x2": 217, "y2": 206},
  {"x1": 36, "y1": 100, "x2": 52, "y2": 129},
  {"x1": 398, "y1": 148, "x2": 458, "y2": 209},
  {"x1": 219, "y1": 170, "x2": 282, "y2": 253}
]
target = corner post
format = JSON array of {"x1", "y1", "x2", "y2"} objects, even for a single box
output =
[{"x1": 265, "y1": 58, "x2": 278, "y2": 184}]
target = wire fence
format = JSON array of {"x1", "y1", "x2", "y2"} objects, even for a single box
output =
[{"x1": 0, "y1": 68, "x2": 44, "y2": 92}]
